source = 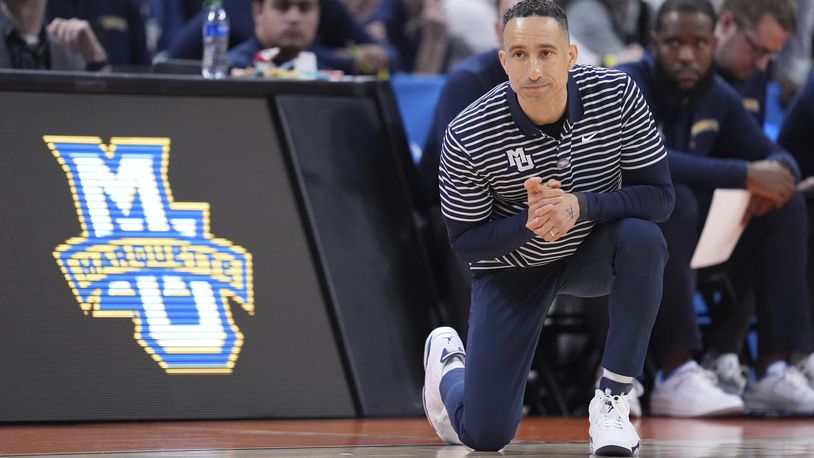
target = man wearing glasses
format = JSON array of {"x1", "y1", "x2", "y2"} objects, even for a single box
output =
[
  {"x1": 714, "y1": 0, "x2": 796, "y2": 124},
  {"x1": 701, "y1": 0, "x2": 807, "y2": 398}
]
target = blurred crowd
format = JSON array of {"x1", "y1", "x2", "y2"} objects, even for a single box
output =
[{"x1": 0, "y1": 0, "x2": 811, "y2": 91}]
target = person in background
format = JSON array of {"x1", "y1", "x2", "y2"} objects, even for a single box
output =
[
  {"x1": 772, "y1": 0, "x2": 814, "y2": 105},
  {"x1": 699, "y1": 0, "x2": 798, "y2": 392},
  {"x1": 365, "y1": 0, "x2": 448, "y2": 73},
  {"x1": 777, "y1": 71, "x2": 814, "y2": 389},
  {"x1": 618, "y1": 0, "x2": 814, "y2": 417},
  {"x1": 713, "y1": 0, "x2": 796, "y2": 124},
  {"x1": 46, "y1": 0, "x2": 150, "y2": 68},
  {"x1": 0, "y1": 0, "x2": 109, "y2": 71},
  {"x1": 566, "y1": 0, "x2": 652, "y2": 67},
  {"x1": 226, "y1": 0, "x2": 324, "y2": 70},
  {"x1": 166, "y1": 0, "x2": 391, "y2": 76}
]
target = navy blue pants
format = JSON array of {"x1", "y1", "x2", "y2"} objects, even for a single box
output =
[
  {"x1": 440, "y1": 218, "x2": 667, "y2": 451},
  {"x1": 652, "y1": 185, "x2": 813, "y2": 360}
]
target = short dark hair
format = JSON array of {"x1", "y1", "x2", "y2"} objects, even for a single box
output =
[
  {"x1": 502, "y1": 0, "x2": 569, "y2": 36},
  {"x1": 655, "y1": 0, "x2": 716, "y2": 33},
  {"x1": 721, "y1": 0, "x2": 796, "y2": 33}
]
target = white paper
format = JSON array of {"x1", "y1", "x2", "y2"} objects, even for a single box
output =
[{"x1": 690, "y1": 189, "x2": 751, "y2": 269}]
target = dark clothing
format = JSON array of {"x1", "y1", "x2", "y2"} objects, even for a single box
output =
[
  {"x1": 166, "y1": 0, "x2": 392, "y2": 75},
  {"x1": 619, "y1": 57, "x2": 812, "y2": 358},
  {"x1": 0, "y1": 7, "x2": 85, "y2": 70},
  {"x1": 720, "y1": 68, "x2": 768, "y2": 125},
  {"x1": 421, "y1": 49, "x2": 505, "y2": 204},
  {"x1": 618, "y1": 57, "x2": 799, "y2": 188},
  {"x1": 46, "y1": 0, "x2": 150, "y2": 67},
  {"x1": 442, "y1": 218, "x2": 667, "y2": 450},
  {"x1": 779, "y1": 71, "x2": 814, "y2": 179},
  {"x1": 779, "y1": 71, "x2": 814, "y2": 342},
  {"x1": 368, "y1": 0, "x2": 445, "y2": 73}
]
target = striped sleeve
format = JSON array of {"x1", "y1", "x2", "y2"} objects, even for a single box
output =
[
  {"x1": 619, "y1": 75, "x2": 667, "y2": 170},
  {"x1": 439, "y1": 128, "x2": 493, "y2": 223}
]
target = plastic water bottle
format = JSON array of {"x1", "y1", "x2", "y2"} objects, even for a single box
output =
[{"x1": 202, "y1": 0, "x2": 229, "y2": 79}]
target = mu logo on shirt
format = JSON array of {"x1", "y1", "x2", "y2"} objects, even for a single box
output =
[
  {"x1": 506, "y1": 147, "x2": 534, "y2": 172},
  {"x1": 46, "y1": 136, "x2": 254, "y2": 374}
]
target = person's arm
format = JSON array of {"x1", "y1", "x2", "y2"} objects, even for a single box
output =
[
  {"x1": 440, "y1": 130, "x2": 533, "y2": 263},
  {"x1": 47, "y1": 18, "x2": 109, "y2": 70},
  {"x1": 576, "y1": 75, "x2": 674, "y2": 223},
  {"x1": 411, "y1": 0, "x2": 448, "y2": 74},
  {"x1": 665, "y1": 82, "x2": 799, "y2": 192},
  {"x1": 566, "y1": 0, "x2": 626, "y2": 57}
]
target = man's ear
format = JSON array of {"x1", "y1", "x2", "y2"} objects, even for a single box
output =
[
  {"x1": 716, "y1": 10, "x2": 736, "y2": 35},
  {"x1": 568, "y1": 42, "x2": 578, "y2": 69},
  {"x1": 499, "y1": 49, "x2": 508, "y2": 74}
]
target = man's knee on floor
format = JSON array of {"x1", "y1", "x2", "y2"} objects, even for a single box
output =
[{"x1": 460, "y1": 420, "x2": 516, "y2": 451}]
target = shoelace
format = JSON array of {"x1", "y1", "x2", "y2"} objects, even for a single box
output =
[
  {"x1": 597, "y1": 395, "x2": 629, "y2": 430},
  {"x1": 781, "y1": 366, "x2": 810, "y2": 389},
  {"x1": 716, "y1": 357, "x2": 747, "y2": 386},
  {"x1": 797, "y1": 355, "x2": 814, "y2": 380},
  {"x1": 689, "y1": 364, "x2": 720, "y2": 386}
]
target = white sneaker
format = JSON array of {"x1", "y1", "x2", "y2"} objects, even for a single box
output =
[
  {"x1": 594, "y1": 371, "x2": 644, "y2": 417},
  {"x1": 423, "y1": 326, "x2": 465, "y2": 444},
  {"x1": 650, "y1": 360, "x2": 744, "y2": 417},
  {"x1": 743, "y1": 361, "x2": 814, "y2": 415},
  {"x1": 589, "y1": 389, "x2": 640, "y2": 456},
  {"x1": 795, "y1": 353, "x2": 814, "y2": 390},
  {"x1": 704, "y1": 353, "x2": 747, "y2": 396}
]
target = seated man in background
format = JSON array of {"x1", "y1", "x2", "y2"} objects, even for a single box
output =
[
  {"x1": 777, "y1": 70, "x2": 814, "y2": 388},
  {"x1": 227, "y1": 0, "x2": 326, "y2": 70},
  {"x1": 618, "y1": 0, "x2": 814, "y2": 417},
  {"x1": 0, "y1": 0, "x2": 109, "y2": 70},
  {"x1": 167, "y1": 0, "x2": 391, "y2": 75},
  {"x1": 701, "y1": 0, "x2": 797, "y2": 393},
  {"x1": 714, "y1": 0, "x2": 796, "y2": 124}
]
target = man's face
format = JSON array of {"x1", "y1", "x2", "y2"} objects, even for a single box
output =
[
  {"x1": 715, "y1": 12, "x2": 789, "y2": 80},
  {"x1": 653, "y1": 11, "x2": 716, "y2": 90},
  {"x1": 254, "y1": 0, "x2": 319, "y2": 54},
  {"x1": 499, "y1": 16, "x2": 576, "y2": 105}
]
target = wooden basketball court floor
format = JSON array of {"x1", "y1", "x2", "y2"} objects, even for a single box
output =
[{"x1": 3, "y1": 416, "x2": 814, "y2": 457}]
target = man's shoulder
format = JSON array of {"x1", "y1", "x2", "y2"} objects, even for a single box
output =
[
  {"x1": 571, "y1": 64, "x2": 632, "y2": 100},
  {"x1": 710, "y1": 74, "x2": 749, "y2": 107},
  {"x1": 226, "y1": 38, "x2": 260, "y2": 68}
]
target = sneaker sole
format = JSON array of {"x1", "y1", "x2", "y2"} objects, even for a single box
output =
[{"x1": 591, "y1": 440, "x2": 639, "y2": 456}]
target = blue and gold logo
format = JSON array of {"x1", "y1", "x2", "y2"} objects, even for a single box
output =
[{"x1": 46, "y1": 136, "x2": 254, "y2": 374}]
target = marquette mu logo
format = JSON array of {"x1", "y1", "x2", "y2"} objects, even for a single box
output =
[{"x1": 45, "y1": 136, "x2": 254, "y2": 374}]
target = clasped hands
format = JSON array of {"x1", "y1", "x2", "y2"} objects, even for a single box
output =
[{"x1": 524, "y1": 177, "x2": 579, "y2": 242}]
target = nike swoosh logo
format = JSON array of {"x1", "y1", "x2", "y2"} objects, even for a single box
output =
[{"x1": 582, "y1": 132, "x2": 598, "y2": 143}]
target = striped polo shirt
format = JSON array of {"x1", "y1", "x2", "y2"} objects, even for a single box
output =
[{"x1": 439, "y1": 64, "x2": 666, "y2": 270}]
